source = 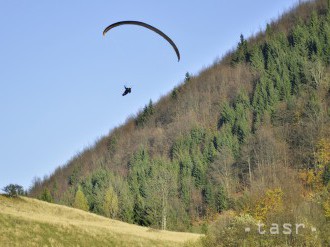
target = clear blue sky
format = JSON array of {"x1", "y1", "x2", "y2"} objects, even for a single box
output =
[{"x1": 0, "y1": 0, "x2": 299, "y2": 191}]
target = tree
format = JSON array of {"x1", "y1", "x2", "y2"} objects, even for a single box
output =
[
  {"x1": 254, "y1": 188, "x2": 284, "y2": 221},
  {"x1": 315, "y1": 139, "x2": 330, "y2": 186},
  {"x1": 69, "y1": 167, "x2": 79, "y2": 186},
  {"x1": 323, "y1": 196, "x2": 330, "y2": 220},
  {"x1": 211, "y1": 146, "x2": 235, "y2": 194},
  {"x1": 2, "y1": 184, "x2": 24, "y2": 197},
  {"x1": 103, "y1": 186, "x2": 119, "y2": 218},
  {"x1": 116, "y1": 179, "x2": 134, "y2": 223},
  {"x1": 219, "y1": 102, "x2": 235, "y2": 128},
  {"x1": 135, "y1": 100, "x2": 154, "y2": 127},
  {"x1": 40, "y1": 188, "x2": 53, "y2": 203},
  {"x1": 215, "y1": 185, "x2": 228, "y2": 213},
  {"x1": 147, "y1": 99, "x2": 154, "y2": 115},
  {"x1": 233, "y1": 103, "x2": 250, "y2": 143},
  {"x1": 214, "y1": 124, "x2": 239, "y2": 158},
  {"x1": 203, "y1": 182, "x2": 215, "y2": 214},
  {"x1": 128, "y1": 148, "x2": 152, "y2": 226},
  {"x1": 185, "y1": 72, "x2": 191, "y2": 82},
  {"x1": 192, "y1": 155, "x2": 206, "y2": 188},
  {"x1": 307, "y1": 58, "x2": 326, "y2": 88},
  {"x1": 73, "y1": 186, "x2": 89, "y2": 211},
  {"x1": 232, "y1": 34, "x2": 250, "y2": 64},
  {"x1": 146, "y1": 159, "x2": 177, "y2": 230}
]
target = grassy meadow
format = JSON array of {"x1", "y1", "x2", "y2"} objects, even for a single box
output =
[{"x1": 0, "y1": 195, "x2": 201, "y2": 247}]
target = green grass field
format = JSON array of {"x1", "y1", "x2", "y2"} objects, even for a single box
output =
[{"x1": 0, "y1": 195, "x2": 201, "y2": 247}]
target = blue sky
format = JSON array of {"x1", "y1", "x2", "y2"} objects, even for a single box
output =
[{"x1": 0, "y1": 0, "x2": 299, "y2": 191}]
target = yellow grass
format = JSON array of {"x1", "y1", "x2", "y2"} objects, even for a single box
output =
[{"x1": 0, "y1": 195, "x2": 202, "y2": 247}]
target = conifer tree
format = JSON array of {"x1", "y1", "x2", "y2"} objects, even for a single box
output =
[{"x1": 40, "y1": 188, "x2": 53, "y2": 203}]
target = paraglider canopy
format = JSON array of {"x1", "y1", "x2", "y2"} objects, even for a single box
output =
[{"x1": 103, "y1": 21, "x2": 180, "y2": 62}]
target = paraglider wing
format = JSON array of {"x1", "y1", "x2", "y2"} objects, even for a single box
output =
[{"x1": 103, "y1": 21, "x2": 180, "y2": 61}]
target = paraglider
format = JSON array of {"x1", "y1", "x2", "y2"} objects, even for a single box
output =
[
  {"x1": 103, "y1": 21, "x2": 180, "y2": 61},
  {"x1": 122, "y1": 86, "x2": 131, "y2": 96}
]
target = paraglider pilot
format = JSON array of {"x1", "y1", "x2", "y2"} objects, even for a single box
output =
[{"x1": 122, "y1": 86, "x2": 131, "y2": 96}]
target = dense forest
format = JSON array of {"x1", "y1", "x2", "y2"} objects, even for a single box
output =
[{"x1": 30, "y1": 0, "x2": 330, "y2": 245}]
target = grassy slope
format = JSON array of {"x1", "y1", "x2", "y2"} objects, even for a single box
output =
[{"x1": 0, "y1": 195, "x2": 201, "y2": 247}]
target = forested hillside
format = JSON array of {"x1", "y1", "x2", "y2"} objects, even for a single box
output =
[{"x1": 30, "y1": 0, "x2": 330, "y2": 245}]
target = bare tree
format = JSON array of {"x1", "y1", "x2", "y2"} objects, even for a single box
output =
[
  {"x1": 210, "y1": 146, "x2": 235, "y2": 194},
  {"x1": 146, "y1": 160, "x2": 177, "y2": 230}
]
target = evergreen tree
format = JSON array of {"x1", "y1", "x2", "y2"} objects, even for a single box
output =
[
  {"x1": 117, "y1": 180, "x2": 134, "y2": 223},
  {"x1": 214, "y1": 124, "x2": 240, "y2": 158},
  {"x1": 133, "y1": 194, "x2": 150, "y2": 226},
  {"x1": 185, "y1": 72, "x2": 191, "y2": 82},
  {"x1": 192, "y1": 155, "x2": 205, "y2": 188},
  {"x1": 40, "y1": 188, "x2": 53, "y2": 203},
  {"x1": 232, "y1": 34, "x2": 250, "y2": 63},
  {"x1": 215, "y1": 185, "x2": 228, "y2": 213},
  {"x1": 135, "y1": 100, "x2": 155, "y2": 127},
  {"x1": 219, "y1": 102, "x2": 236, "y2": 128},
  {"x1": 250, "y1": 45, "x2": 265, "y2": 73},
  {"x1": 69, "y1": 167, "x2": 79, "y2": 186},
  {"x1": 233, "y1": 103, "x2": 250, "y2": 143},
  {"x1": 203, "y1": 182, "x2": 215, "y2": 212}
]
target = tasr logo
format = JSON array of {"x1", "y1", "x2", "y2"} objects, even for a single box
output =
[{"x1": 244, "y1": 223, "x2": 317, "y2": 235}]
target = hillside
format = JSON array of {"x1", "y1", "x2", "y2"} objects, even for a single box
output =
[
  {"x1": 0, "y1": 195, "x2": 201, "y2": 246},
  {"x1": 29, "y1": 0, "x2": 330, "y2": 246}
]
